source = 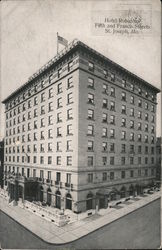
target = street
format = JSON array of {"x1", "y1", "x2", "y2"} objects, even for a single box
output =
[{"x1": 0, "y1": 198, "x2": 160, "y2": 249}]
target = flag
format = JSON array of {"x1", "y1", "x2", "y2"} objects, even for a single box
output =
[{"x1": 57, "y1": 35, "x2": 68, "y2": 47}]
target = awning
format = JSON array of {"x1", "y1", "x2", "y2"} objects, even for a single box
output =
[{"x1": 96, "y1": 188, "x2": 117, "y2": 197}]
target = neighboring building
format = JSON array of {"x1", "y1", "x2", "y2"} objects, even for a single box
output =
[
  {"x1": 156, "y1": 137, "x2": 161, "y2": 182},
  {"x1": 2, "y1": 39, "x2": 160, "y2": 212},
  {"x1": 0, "y1": 139, "x2": 4, "y2": 188}
]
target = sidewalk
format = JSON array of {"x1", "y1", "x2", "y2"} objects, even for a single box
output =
[{"x1": 0, "y1": 192, "x2": 160, "y2": 244}]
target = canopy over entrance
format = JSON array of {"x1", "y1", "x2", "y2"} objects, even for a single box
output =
[{"x1": 96, "y1": 188, "x2": 117, "y2": 197}]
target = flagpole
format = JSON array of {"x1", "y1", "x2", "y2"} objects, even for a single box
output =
[{"x1": 57, "y1": 32, "x2": 58, "y2": 54}]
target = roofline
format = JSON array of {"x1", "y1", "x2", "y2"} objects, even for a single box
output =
[{"x1": 2, "y1": 39, "x2": 160, "y2": 104}]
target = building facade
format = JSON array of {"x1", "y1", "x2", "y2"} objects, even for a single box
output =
[
  {"x1": 2, "y1": 39, "x2": 160, "y2": 212},
  {"x1": 156, "y1": 137, "x2": 161, "y2": 181},
  {"x1": 0, "y1": 140, "x2": 4, "y2": 188}
]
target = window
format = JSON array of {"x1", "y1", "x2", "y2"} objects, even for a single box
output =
[
  {"x1": 130, "y1": 96, "x2": 134, "y2": 104},
  {"x1": 67, "y1": 93, "x2": 73, "y2": 104},
  {"x1": 40, "y1": 144, "x2": 44, "y2": 152},
  {"x1": 110, "y1": 87, "x2": 115, "y2": 97},
  {"x1": 151, "y1": 136, "x2": 154, "y2": 144},
  {"x1": 102, "y1": 128, "x2": 107, "y2": 137},
  {"x1": 49, "y1": 74, "x2": 53, "y2": 84},
  {"x1": 57, "y1": 98, "x2": 62, "y2": 108},
  {"x1": 58, "y1": 68, "x2": 62, "y2": 78},
  {"x1": 138, "y1": 145, "x2": 142, "y2": 154},
  {"x1": 67, "y1": 156, "x2": 72, "y2": 166},
  {"x1": 57, "y1": 112, "x2": 62, "y2": 123},
  {"x1": 48, "y1": 143, "x2": 52, "y2": 152},
  {"x1": 121, "y1": 118, "x2": 126, "y2": 127},
  {"x1": 67, "y1": 109, "x2": 73, "y2": 119},
  {"x1": 49, "y1": 88, "x2": 53, "y2": 98},
  {"x1": 102, "y1": 156, "x2": 107, "y2": 165},
  {"x1": 102, "y1": 113, "x2": 107, "y2": 123},
  {"x1": 138, "y1": 122, "x2": 142, "y2": 130},
  {"x1": 57, "y1": 83, "x2": 62, "y2": 94},
  {"x1": 151, "y1": 115, "x2": 155, "y2": 123},
  {"x1": 103, "y1": 99, "x2": 108, "y2": 108},
  {"x1": 41, "y1": 105, "x2": 45, "y2": 115},
  {"x1": 138, "y1": 111, "x2": 142, "y2": 119},
  {"x1": 145, "y1": 114, "x2": 149, "y2": 123},
  {"x1": 66, "y1": 173, "x2": 71, "y2": 184},
  {"x1": 28, "y1": 100, "x2": 31, "y2": 109},
  {"x1": 40, "y1": 170, "x2": 44, "y2": 179},
  {"x1": 28, "y1": 111, "x2": 31, "y2": 120},
  {"x1": 145, "y1": 157, "x2": 148, "y2": 164},
  {"x1": 138, "y1": 88, "x2": 142, "y2": 95},
  {"x1": 56, "y1": 172, "x2": 61, "y2": 182},
  {"x1": 67, "y1": 140, "x2": 72, "y2": 151},
  {"x1": 145, "y1": 102, "x2": 148, "y2": 110},
  {"x1": 34, "y1": 96, "x2": 38, "y2": 105},
  {"x1": 151, "y1": 126, "x2": 154, "y2": 133},
  {"x1": 34, "y1": 132, "x2": 37, "y2": 141},
  {"x1": 110, "y1": 101, "x2": 115, "y2": 111},
  {"x1": 88, "y1": 141, "x2": 93, "y2": 151},
  {"x1": 40, "y1": 131, "x2": 45, "y2": 140},
  {"x1": 138, "y1": 157, "x2": 141, "y2": 164},
  {"x1": 110, "y1": 73, "x2": 115, "y2": 81},
  {"x1": 88, "y1": 173, "x2": 93, "y2": 182},
  {"x1": 110, "y1": 156, "x2": 114, "y2": 165},
  {"x1": 28, "y1": 134, "x2": 31, "y2": 142},
  {"x1": 88, "y1": 61, "x2": 94, "y2": 72},
  {"x1": 121, "y1": 144, "x2": 126, "y2": 153},
  {"x1": 34, "y1": 109, "x2": 38, "y2": 118},
  {"x1": 57, "y1": 141, "x2": 61, "y2": 151},
  {"x1": 103, "y1": 172, "x2": 107, "y2": 181},
  {"x1": 110, "y1": 115, "x2": 115, "y2": 124},
  {"x1": 151, "y1": 157, "x2": 154, "y2": 164},
  {"x1": 40, "y1": 118, "x2": 45, "y2": 127},
  {"x1": 48, "y1": 171, "x2": 51, "y2": 180},
  {"x1": 88, "y1": 109, "x2": 94, "y2": 120},
  {"x1": 145, "y1": 135, "x2": 148, "y2": 143},
  {"x1": 28, "y1": 89, "x2": 31, "y2": 97},
  {"x1": 48, "y1": 129, "x2": 53, "y2": 139},
  {"x1": 110, "y1": 172, "x2": 114, "y2": 180},
  {"x1": 130, "y1": 144, "x2": 134, "y2": 153},
  {"x1": 145, "y1": 169, "x2": 148, "y2": 176},
  {"x1": 110, "y1": 129, "x2": 115, "y2": 138},
  {"x1": 88, "y1": 78, "x2": 94, "y2": 88},
  {"x1": 145, "y1": 91, "x2": 148, "y2": 98},
  {"x1": 33, "y1": 156, "x2": 37, "y2": 164},
  {"x1": 151, "y1": 147, "x2": 154, "y2": 154},
  {"x1": 41, "y1": 80, "x2": 44, "y2": 89},
  {"x1": 48, "y1": 102, "x2": 53, "y2": 112},
  {"x1": 48, "y1": 156, "x2": 52, "y2": 164},
  {"x1": 121, "y1": 92, "x2": 126, "y2": 101},
  {"x1": 88, "y1": 125, "x2": 94, "y2": 135},
  {"x1": 103, "y1": 69, "x2": 108, "y2": 78},
  {"x1": 102, "y1": 142, "x2": 107, "y2": 151},
  {"x1": 121, "y1": 171, "x2": 125, "y2": 179},
  {"x1": 138, "y1": 99, "x2": 142, "y2": 107},
  {"x1": 130, "y1": 120, "x2": 134, "y2": 129},
  {"x1": 67, "y1": 124, "x2": 72, "y2": 135},
  {"x1": 41, "y1": 92, "x2": 45, "y2": 102},
  {"x1": 88, "y1": 93, "x2": 94, "y2": 104},
  {"x1": 121, "y1": 157, "x2": 125, "y2": 165},
  {"x1": 122, "y1": 79, "x2": 126, "y2": 88},
  {"x1": 103, "y1": 83, "x2": 108, "y2": 93},
  {"x1": 48, "y1": 115, "x2": 53, "y2": 125},
  {"x1": 68, "y1": 61, "x2": 73, "y2": 71},
  {"x1": 145, "y1": 124, "x2": 148, "y2": 132},
  {"x1": 121, "y1": 131, "x2": 126, "y2": 140},
  {"x1": 130, "y1": 157, "x2": 134, "y2": 165},
  {"x1": 110, "y1": 143, "x2": 115, "y2": 152},
  {"x1": 57, "y1": 127, "x2": 62, "y2": 137},
  {"x1": 138, "y1": 134, "x2": 142, "y2": 142},
  {"x1": 130, "y1": 108, "x2": 134, "y2": 117},
  {"x1": 57, "y1": 156, "x2": 61, "y2": 165},
  {"x1": 130, "y1": 170, "x2": 134, "y2": 177},
  {"x1": 151, "y1": 105, "x2": 155, "y2": 112},
  {"x1": 67, "y1": 77, "x2": 73, "y2": 88},
  {"x1": 88, "y1": 156, "x2": 93, "y2": 166},
  {"x1": 130, "y1": 132, "x2": 134, "y2": 141},
  {"x1": 121, "y1": 105, "x2": 126, "y2": 114}
]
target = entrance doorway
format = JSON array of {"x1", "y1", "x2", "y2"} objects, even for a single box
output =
[
  {"x1": 55, "y1": 190, "x2": 61, "y2": 209},
  {"x1": 66, "y1": 193, "x2": 72, "y2": 210},
  {"x1": 99, "y1": 197, "x2": 105, "y2": 209},
  {"x1": 40, "y1": 186, "x2": 43, "y2": 202},
  {"x1": 47, "y1": 188, "x2": 52, "y2": 206},
  {"x1": 86, "y1": 193, "x2": 93, "y2": 210}
]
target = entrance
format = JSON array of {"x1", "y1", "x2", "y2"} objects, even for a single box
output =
[
  {"x1": 47, "y1": 188, "x2": 52, "y2": 206},
  {"x1": 99, "y1": 197, "x2": 105, "y2": 209},
  {"x1": 66, "y1": 193, "x2": 72, "y2": 210},
  {"x1": 55, "y1": 190, "x2": 61, "y2": 209},
  {"x1": 40, "y1": 186, "x2": 43, "y2": 202},
  {"x1": 86, "y1": 193, "x2": 93, "y2": 210}
]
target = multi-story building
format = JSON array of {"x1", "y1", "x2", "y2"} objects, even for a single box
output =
[
  {"x1": 2, "y1": 39, "x2": 160, "y2": 212},
  {"x1": 156, "y1": 137, "x2": 161, "y2": 182},
  {"x1": 0, "y1": 139, "x2": 4, "y2": 188}
]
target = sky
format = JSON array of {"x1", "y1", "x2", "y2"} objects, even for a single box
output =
[{"x1": 0, "y1": 0, "x2": 161, "y2": 140}]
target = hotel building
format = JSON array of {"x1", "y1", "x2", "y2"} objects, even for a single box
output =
[{"x1": 2, "y1": 39, "x2": 160, "y2": 212}]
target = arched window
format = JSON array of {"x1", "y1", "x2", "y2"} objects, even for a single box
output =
[
  {"x1": 66, "y1": 193, "x2": 72, "y2": 210},
  {"x1": 55, "y1": 190, "x2": 61, "y2": 209},
  {"x1": 47, "y1": 188, "x2": 52, "y2": 206}
]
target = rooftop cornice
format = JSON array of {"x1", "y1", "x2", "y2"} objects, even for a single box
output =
[{"x1": 2, "y1": 38, "x2": 160, "y2": 104}]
